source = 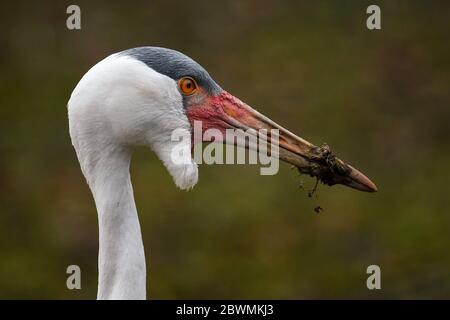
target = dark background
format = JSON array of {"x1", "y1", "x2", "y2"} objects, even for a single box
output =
[{"x1": 0, "y1": 1, "x2": 449, "y2": 299}]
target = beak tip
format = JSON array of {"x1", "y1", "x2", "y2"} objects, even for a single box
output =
[
  {"x1": 368, "y1": 181, "x2": 378, "y2": 193},
  {"x1": 364, "y1": 180, "x2": 378, "y2": 193},
  {"x1": 346, "y1": 164, "x2": 378, "y2": 193}
]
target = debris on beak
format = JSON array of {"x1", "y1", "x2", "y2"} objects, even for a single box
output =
[{"x1": 298, "y1": 143, "x2": 377, "y2": 193}]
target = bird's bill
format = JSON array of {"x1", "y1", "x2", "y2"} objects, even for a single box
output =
[{"x1": 187, "y1": 91, "x2": 377, "y2": 193}]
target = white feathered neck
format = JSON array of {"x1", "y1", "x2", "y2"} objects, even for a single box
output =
[{"x1": 68, "y1": 54, "x2": 198, "y2": 299}]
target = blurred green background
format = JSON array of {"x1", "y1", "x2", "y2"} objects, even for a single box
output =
[{"x1": 0, "y1": 0, "x2": 449, "y2": 299}]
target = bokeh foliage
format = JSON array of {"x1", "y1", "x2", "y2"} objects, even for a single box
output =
[{"x1": 0, "y1": 0, "x2": 449, "y2": 299}]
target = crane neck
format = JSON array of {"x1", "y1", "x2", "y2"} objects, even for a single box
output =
[{"x1": 83, "y1": 145, "x2": 146, "y2": 300}]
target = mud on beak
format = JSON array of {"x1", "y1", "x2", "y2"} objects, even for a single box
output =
[{"x1": 188, "y1": 91, "x2": 378, "y2": 193}]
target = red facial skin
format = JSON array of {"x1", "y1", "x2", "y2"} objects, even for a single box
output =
[{"x1": 186, "y1": 91, "x2": 259, "y2": 144}]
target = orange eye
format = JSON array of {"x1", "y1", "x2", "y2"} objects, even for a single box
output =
[{"x1": 179, "y1": 77, "x2": 197, "y2": 95}]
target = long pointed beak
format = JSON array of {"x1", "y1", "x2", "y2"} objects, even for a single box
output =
[{"x1": 188, "y1": 91, "x2": 377, "y2": 193}]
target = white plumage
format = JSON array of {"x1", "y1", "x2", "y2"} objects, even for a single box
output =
[{"x1": 69, "y1": 54, "x2": 197, "y2": 299}]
